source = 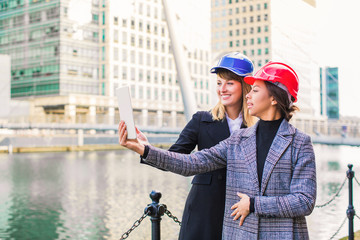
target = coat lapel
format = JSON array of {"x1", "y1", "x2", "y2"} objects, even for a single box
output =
[
  {"x1": 202, "y1": 114, "x2": 230, "y2": 144},
  {"x1": 260, "y1": 120, "x2": 296, "y2": 194},
  {"x1": 240, "y1": 122, "x2": 260, "y2": 192}
]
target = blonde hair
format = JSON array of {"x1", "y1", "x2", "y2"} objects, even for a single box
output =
[{"x1": 211, "y1": 69, "x2": 256, "y2": 127}]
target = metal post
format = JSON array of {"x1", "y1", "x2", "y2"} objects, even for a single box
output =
[
  {"x1": 161, "y1": 0, "x2": 197, "y2": 121},
  {"x1": 346, "y1": 164, "x2": 355, "y2": 240},
  {"x1": 145, "y1": 191, "x2": 166, "y2": 240}
]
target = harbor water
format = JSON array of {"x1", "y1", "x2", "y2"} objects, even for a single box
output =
[{"x1": 0, "y1": 144, "x2": 360, "y2": 240}]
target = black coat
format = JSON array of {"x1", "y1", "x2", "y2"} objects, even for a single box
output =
[{"x1": 168, "y1": 111, "x2": 246, "y2": 240}]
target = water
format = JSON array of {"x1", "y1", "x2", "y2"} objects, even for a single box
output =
[{"x1": 0, "y1": 145, "x2": 359, "y2": 240}]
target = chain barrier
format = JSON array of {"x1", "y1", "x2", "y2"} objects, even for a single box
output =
[
  {"x1": 329, "y1": 216, "x2": 347, "y2": 240},
  {"x1": 356, "y1": 213, "x2": 360, "y2": 221},
  {"x1": 119, "y1": 210, "x2": 150, "y2": 240},
  {"x1": 165, "y1": 209, "x2": 182, "y2": 226},
  {"x1": 315, "y1": 177, "x2": 347, "y2": 208},
  {"x1": 354, "y1": 176, "x2": 360, "y2": 187}
]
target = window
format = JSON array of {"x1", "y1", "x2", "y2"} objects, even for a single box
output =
[
  {"x1": 257, "y1": 4, "x2": 261, "y2": 10},
  {"x1": 229, "y1": 19, "x2": 232, "y2": 26},
  {"x1": 139, "y1": 69, "x2": 143, "y2": 81},
  {"x1": 236, "y1": 29, "x2": 239, "y2": 36},
  {"x1": 114, "y1": 16, "x2": 118, "y2": 25},
  {"x1": 114, "y1": 65, "x2": 118, "y2": 78},
  {"x1": 146, "y1": 54, "x2": 151, "y2": 66},
  {"x1": 46, "y1": 7, "x2": 59, "y2": 20},
  {"x1": 130, "y1": 50, "x2": 135, "y2": 63},
  {"x1": 122, "y1": 32, "x2": 127, "y2": 44},
  {"x1": 130, "y1": 35, "x2": 135, "y2": 46},
  {"x1": 257, "y1": 15, "x2": 261, "y2": 22},
  {"x1": 250, "y1": 16, "x2": 253, "y2": 22},
  {"x1": 146, "y1": 38, "x2": 151, "y2": 49},
  {"x1": 243, "y1": 39, "x2": 246, "y2": 46},
  {"x1": 92, "y1": 14, "x2": 99, "y2": 24},
  {"x1": 229, "y1": 30, "x2": 233, "y2": 36},
  {"x1": 257, "y1": 37, "x2": 261, "y2": 44},
  {"x1": 236, "y1": 40, "x2": 239, "y2": 47},
  {"x1": 139, "y1": 52, "x2": 143, "y2": 64},
  {"x1": 147, "y1": 70, "x2": 151, "y2": 82},
  {"x1": 243, "y1": 28, "x2": 247, "y2": 35},
  {"x1": 257, "y1": 26, "x2": 261, "y2": 33},
  {"x1": 264, "y1": 3, "x2": 268, "y2": 9},
  {"x1": 122, "y1": 67, "x2": 127, "y2": 80},
  {"x1": 114, "y1": 47, "x2": 118, "y2": 60},
  {"x1": 131, "y1": 68, "x2": 135, "y2": 80},
  {"x1": 264, "y1": 14, "x2": 268, "y2": 21},
  {"x1": 258, "y1": 49, "x2": 262, "y2": 55},
  {"x1": 264, "y1": 25, "x2": 268, "y2": 32},
  {"x1": 29, "y1": 11, "x2": 41, "y2": 23},
  {"x1": 265, "y1": 36, "x2": 269, "y2": 43},
  {"x1": 122, "y1": 50, "x2": 127, "y2": 61},
  {"x1": 114, "y1": 30, "x2": 118, "y2": 42},
  {"x1": 250, "y1": 38, "x2": 254, "y2": 45},
  {"x1": 265, "y1": 48, "x2": 269, "y2": 55}
]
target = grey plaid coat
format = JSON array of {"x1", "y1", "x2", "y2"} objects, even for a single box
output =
[{"x1": 144, "y1": 119, "x2": 316, "y2": 239}]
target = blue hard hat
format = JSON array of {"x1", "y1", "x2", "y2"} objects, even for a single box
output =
[{"x1": 210, "y1": 52, "x2": 254, "y2": 77}]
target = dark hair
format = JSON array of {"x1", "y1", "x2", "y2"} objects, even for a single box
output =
[{"x1": 264, "y1": 81, "x2": 299, "y2": 121}]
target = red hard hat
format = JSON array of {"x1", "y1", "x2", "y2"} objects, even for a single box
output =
[{"x1": 244, "y1": 62, "x2": 299, "y2": 102}]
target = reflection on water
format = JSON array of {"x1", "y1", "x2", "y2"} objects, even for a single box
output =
[{"x1": 0, "y1": 145, "x2": 359, "y2": 239}]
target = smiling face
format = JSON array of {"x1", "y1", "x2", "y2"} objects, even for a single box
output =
[
  {"x1": 216, "y1": 76, "x2": 243, "y2": 109},
  {"x1": 246, "y1": 80, "x2": 281, "y2": 120}
]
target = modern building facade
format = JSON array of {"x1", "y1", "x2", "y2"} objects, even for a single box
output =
[
  {"x1": 0, "y1": 0, "x2": 212, "y2": 127},
  {"x1": 0, "y1": 0, "x2": 100, "y2": 98},
  {"x1": 320, "y1": 67, "x2": 339, "y2": 119},
  {"x1": 210, "y1": 0, "x2": 320, "y2": 119}
]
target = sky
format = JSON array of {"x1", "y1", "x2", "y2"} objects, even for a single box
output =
[{"x1": 315, "y1": 0, "x2": 360, "y2": 117}]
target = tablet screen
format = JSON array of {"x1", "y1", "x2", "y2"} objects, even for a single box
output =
[{"x1": 116, "y1": 86, "x2": 136, "y2": 139}]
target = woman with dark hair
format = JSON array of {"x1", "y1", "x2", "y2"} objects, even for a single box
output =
[
  {"x1": 119, "y1": 61, "x2": 316, "y2": 239},
  {"x1": 137, "y1": 52, "x2": 256, "y2": 240}
]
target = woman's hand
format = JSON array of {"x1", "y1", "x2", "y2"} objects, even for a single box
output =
[
  {"x1": 118, "y1": 121, "x2": 145, "y2": 155},
  {"x1": 230, "y1": 192, "x2": 250, "y2": 226},
  {"x1": 135, "y1": 126, "x2": 150, "y2": 146}
]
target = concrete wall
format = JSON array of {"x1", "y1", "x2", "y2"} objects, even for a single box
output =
[{"x1": 0, "y1": 55, "x2": 10, "y2": 118}]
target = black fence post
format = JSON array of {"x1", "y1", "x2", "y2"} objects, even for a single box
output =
[
  {"x1": 346, "y1": 164, "x2": 355, "y2": 240},
  {"x1": 145, "y1": 191, "x2": 166, "y2": 240}
]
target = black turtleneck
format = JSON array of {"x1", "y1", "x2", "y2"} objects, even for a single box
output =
[
  {"x1": 250, "y1": 117, "x2": 283, "y2": 213},
  {"x1": 256, "y1": 118, "x2": 283, "y2": 188}
]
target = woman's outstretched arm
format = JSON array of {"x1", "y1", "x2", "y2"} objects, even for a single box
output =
[{"x1": 118, "y1": 121, "x2": 229, "y2": 176}]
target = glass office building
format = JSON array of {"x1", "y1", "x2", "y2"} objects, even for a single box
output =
[
  {"x1": 320, "y1": 67, "x2": 339, "y2": 119},
  {"x1": 0, "y1": 0, "x2": 100, "y2": 98}
]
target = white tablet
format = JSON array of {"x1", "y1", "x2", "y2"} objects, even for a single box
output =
[{"x1": 116, "y1": 86, "x2": 136, "y2": 139}]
